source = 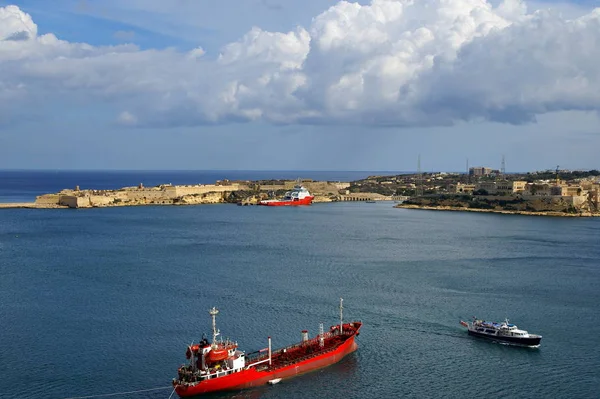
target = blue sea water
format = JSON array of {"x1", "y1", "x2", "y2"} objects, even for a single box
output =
[{"x1": 0, "y1": 171, "x2": 599, "y2": 399}]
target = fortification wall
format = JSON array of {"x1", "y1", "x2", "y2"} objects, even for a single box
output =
[
  {"x1": 253, "y1": 181, "x2": 349, "y2": 194},
  {"x1": 171, "y1": 184, "x2": 246, "y2": 197},
  {"x1": 35, "y1": 194, "x2": 60, "y2": 205},
  {"x1": 568, "y1": 195, "x2": 587, "y2": 207},
  {"x1": 259, "y1": 185, "x2": 288, "y2": 191},
  {"x1": 331, "y1": 182, "x2": 351, "y2": 190},
  {"x1": 124, "y1": 188, "x2": 170, "y2": 201},
  {"x1": 178, "y1": 192, "x2": 225, "y2": 204},
  {"x1": 59, "y1": 195, "x2": 90, "y2": 208},
  {"x1": 305, "y1": 182, "x2": 349, "y2": 194},
  {"x1": 304, "y1": 182, "x2": 335, "y2": 194},
  {"x1": 89, "y1": 195, "x2": 114, "y2": 207}
]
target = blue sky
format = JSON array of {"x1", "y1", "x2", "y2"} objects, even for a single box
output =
[{"x1": 0, "y1": 0, "x2": 599, "y2": 172}]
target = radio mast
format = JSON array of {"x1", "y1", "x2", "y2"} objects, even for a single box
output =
[{"x1": 417, "y1": 154, "x2": 422, "y2": 196}]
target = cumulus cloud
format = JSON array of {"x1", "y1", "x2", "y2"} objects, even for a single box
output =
[
  {"x1": 0, "y1": 5, "x2": 37, "y2": 40},
  {"x1": 1, "y1": 1, "x2": 600, "y2": 127}
]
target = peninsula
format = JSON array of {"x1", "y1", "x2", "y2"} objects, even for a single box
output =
[{"x1": 0, "y1": 179, "x2": 389, "y2": 209}]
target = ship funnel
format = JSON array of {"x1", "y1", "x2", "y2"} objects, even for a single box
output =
[{"x1": 301, "y1": 330, "x2": 309, "y2": 342}]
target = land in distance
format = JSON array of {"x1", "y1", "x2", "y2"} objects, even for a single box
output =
[{"x1": 1, "y1": 169, "x2": 598, "y2": 216}]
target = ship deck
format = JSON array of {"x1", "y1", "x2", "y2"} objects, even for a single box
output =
[{"x1": 247, "y1": 323, "x2": 361, "y2": 371}]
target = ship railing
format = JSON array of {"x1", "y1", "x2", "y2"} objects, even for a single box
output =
[
  {"x1": 200, "y1": 365, "x2": 244, "y2": 381},
  {"x1": 245, "y1": 358, "x2": 271, "y2": 369},
  {"x1": 245, "y1": 351, "x2": 270, "y2": 363}
]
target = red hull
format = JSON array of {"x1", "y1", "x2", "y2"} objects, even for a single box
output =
[
  {"x1": 259, "y1": 196, "x2": 314, "y2": 206},
  {"x1": 175, "y1": 323, "x2": 361, "y2": 397}
]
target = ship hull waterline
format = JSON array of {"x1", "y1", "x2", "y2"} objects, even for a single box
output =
[
  {"x1": 467, "y1": 330, "x2": 542, "y2": 347},
  {"x1": 175, "y1": 335, "x2": 358, "y2": 397}
]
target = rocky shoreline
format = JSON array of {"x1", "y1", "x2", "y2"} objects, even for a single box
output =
[{"x1": 395, "y1": 204, "x2": 600, "y2": 217}]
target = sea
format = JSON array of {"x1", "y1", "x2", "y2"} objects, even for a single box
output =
[{"x1": 0, "y1": 170, "x2": 599, "y2": 399}]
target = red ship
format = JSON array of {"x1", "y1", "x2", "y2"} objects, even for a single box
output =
[
  {"x1": 172, "y1": 299, "x2": 362, "y2": 397},
  {"x1": 258, "y1": 184, "x2": 315, "y2": 206}
]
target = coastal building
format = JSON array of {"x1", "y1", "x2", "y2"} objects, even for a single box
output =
[
  {"x1": 512, "y1": 181, "x2": 527, "y2": 193},
  {"x1": 450, "y1": 182, "x2": 476, "y2": 193},
  {"x1": 543, "y1": 185, "x2": 585, "y2": 197},
  {"x1": 469, "y1": 167, "x2": 493, "y2": 176},
  {"x1": 526, "y1": 183, "x2": 552, "y2": 196},
  {"x1": 475, "y1": 181, "x2": 497, "y2": 194},
  {"x1": 471, "y1": 180, "x2": 527, "y2": 196},
  {"x1": 496, "y1": 180, "x2": 527, "y2": 195}
]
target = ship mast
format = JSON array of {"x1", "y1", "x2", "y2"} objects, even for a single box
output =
[
  {"x1": 339, "y1": 297, "x2": 344, "y2": 334},
  {"x1": 209, "y1": 307, "x2": 220, "y2": 347}
]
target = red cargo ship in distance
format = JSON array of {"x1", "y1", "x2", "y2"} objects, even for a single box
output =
[
  {"x1": 258, "y1": 184, "x2": 314, "y2": 206},
  {"x1": 172, "y1": 299, "x2": 362, "y2": 397}
]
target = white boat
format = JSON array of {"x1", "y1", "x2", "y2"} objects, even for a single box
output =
[
  {"x1": 268, "y1": 378, "x2": 282, "y2": 385},
  {"x1": 460, "y1": 317, "x2": 542, "y2": 347}
]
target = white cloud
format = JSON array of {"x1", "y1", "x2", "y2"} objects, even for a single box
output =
[
  {"x1": 117, "y1": 111, "x2": 138, "y2": 126},
  {"x1": 187, "y1": 47, "x2": 206, "y2": 59},
  {"x1": 1, "y1": 1, "x2": 600, "y2": 128},
  {"x1": 0, "y1": 5, "x2": 37, "y2": 40}
]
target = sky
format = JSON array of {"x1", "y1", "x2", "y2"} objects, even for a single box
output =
[{"x1": 0, "y1": 0, "x2": 599, "y2": 172}]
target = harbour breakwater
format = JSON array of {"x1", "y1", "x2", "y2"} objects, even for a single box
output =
[{"x1": 0, "y1": 180, "x2": 391, "y2": 209}]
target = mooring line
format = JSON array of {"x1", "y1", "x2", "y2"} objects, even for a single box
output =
[{"x1": 63, "y1": 386, "x2": 172, "y2": 399}]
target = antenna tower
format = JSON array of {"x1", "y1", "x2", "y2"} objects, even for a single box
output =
[
  {"x1": 417, "y1": 154, "x2": 422, "y2": 196},
  {"x1": 501, "y1": 155, "x2": 506, "y2": 176},
  {"x1": 555, "y1": 165, "x2": 560, "y2": 186}
]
